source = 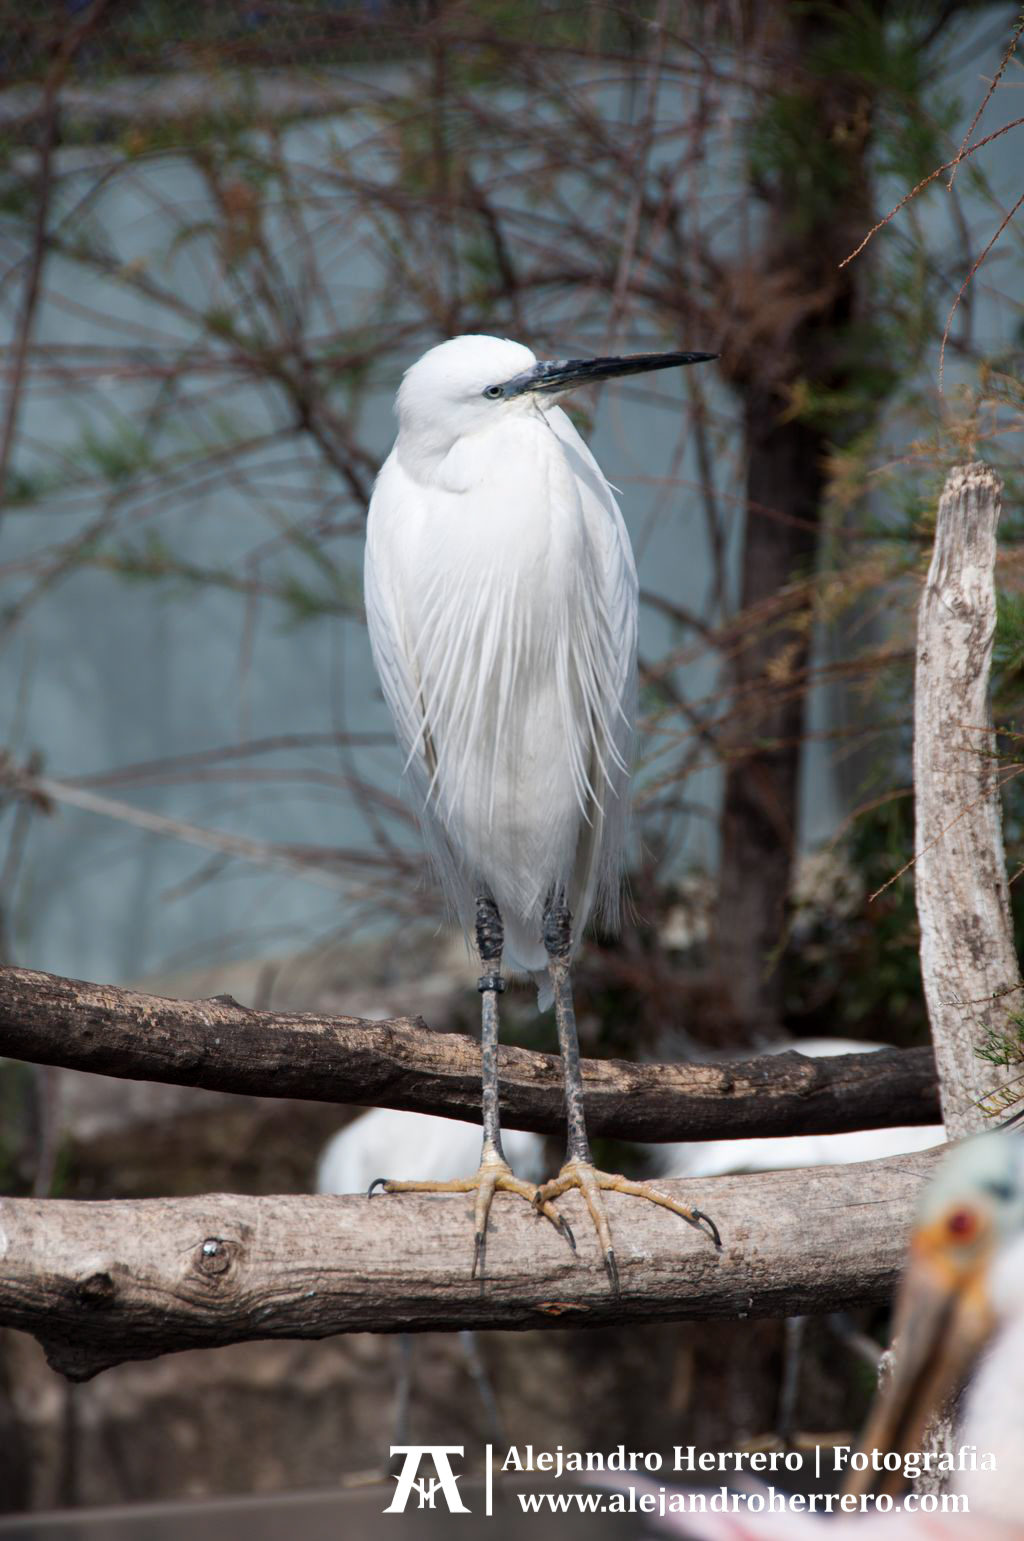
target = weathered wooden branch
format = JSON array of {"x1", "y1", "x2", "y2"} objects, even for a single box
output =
[
  {"x1": 914, "y1": 462, "x2": 1021, "y2": 1136},
  {"x1": 0, "y1": 1149, "x2": 938, "y2": 1380},
  {"x1": 0, "y1": 964, "x2": 938, "y2": 1140}
]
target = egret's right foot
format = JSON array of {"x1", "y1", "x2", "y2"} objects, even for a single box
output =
[
  {"x1": 369, "y1": 1150, "x2": 575, "y2": 1278},
  {"x1": 534, "y1": 1159, "x2": 721, "y2": 1294}
]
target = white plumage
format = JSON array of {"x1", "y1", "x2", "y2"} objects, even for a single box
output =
[
  {"x1": 365, "y1": 335, "x2": 637, "y2": 999},
  {"x1": 953, "y1": 1227, "x2": 1024, "y2": 1524}
]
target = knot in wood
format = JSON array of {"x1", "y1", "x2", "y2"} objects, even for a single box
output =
[
  {"x1": 779, "y1": 1052, "x2": 819, "y2": 1098},
  {"x1": 196, "y1": 1237, "x2": 234, "y2": 1277},
  {"x1": 74, "y1": 1269, "x2": 115, "y2": 1308}
]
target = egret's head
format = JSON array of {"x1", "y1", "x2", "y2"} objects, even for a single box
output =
[
  {"x1": 396, "y1": 335, "x2": 540, "y2": 446},
  {"x1": 846, "y1": 1131, "x2": 1024, "y2": 1499},
  {"x1": 395, "y1": 333, "x2": 718, "y2": 458}
]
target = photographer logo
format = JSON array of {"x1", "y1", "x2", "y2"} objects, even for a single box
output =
[{"x1": 384, "y1": 1445, "x2": 471, "y2": 1513}]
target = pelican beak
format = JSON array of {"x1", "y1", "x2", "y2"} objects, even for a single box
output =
[
  {"x1": 500, "y1": 349, "x2": 718, "y2": 398},
  {"x1": 843, "y1": 1217, "x2": 997, "y2": 1499}
]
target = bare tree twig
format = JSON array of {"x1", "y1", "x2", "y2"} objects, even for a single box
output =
[
  {"x1": 939, "y1": 187, "x2": 1024, "y2": 391},
  {"x1": 947, "y1": 15, "x2": 1024, "y2": 189},
  {"x1": 839, "y1": 116, "x2": 1024, "y2": 269},
  {"x1": 12, "y1": 773, "x2": 352, "y2": 890}
]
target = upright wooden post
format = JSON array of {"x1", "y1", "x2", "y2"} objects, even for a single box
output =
[{"x1": 914, "y1": 462, "x2": 1020, "y2": 1136}]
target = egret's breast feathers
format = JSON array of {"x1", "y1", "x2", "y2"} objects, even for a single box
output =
[
  {"x1": 367, "y1": 415, "x2": 633, "y2": 832},
  {"x1": 366, "y1": 411, "x2": 636, "y2": 961}
]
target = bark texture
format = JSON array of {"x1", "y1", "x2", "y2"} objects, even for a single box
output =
[
  {"x1": 0, "y1": 1149, "x2": 938, "y2": 1381},
  {"x1": 0, "y1": 964, "x2": 938, "y2": 1140},
  {"x1": 914, "y1": 462, "x2": 1020, "y2": 1136}
]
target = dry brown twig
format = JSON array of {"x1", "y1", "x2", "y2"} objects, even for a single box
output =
[
  {"x1": 839, "y1": 118, "x2": 1024, "y2": 271},
  {"x1": 947, "y1": 14, "x2": 1024, "y2": 190}
]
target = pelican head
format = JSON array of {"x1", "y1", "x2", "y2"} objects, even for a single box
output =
[{"x1": 845, "y1": 1131, "x2": 1024, "y2": 1498}]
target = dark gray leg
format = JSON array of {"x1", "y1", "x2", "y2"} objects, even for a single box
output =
[
  {"x1": 476, "y1": 892, "x2": 506, "y2": 1165},
  {"x1": 369, "y1": 892, "x2": 574, "y2": 1278},
  {"x1": 471, "y1": 892, "x2": 573, "y2": 1273},
  {"x1": 535, "y1": 891, "x2": 720, "y2": 1293},
  {"x1": 542, "y1": 893, "x2": 592, "y2": 1166}
]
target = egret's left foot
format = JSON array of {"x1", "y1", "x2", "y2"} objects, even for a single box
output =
[
  {"x1": 533, "y1": 1160, "x2": 721, "y2": 1293},
  {"x1": 369, "y1": 1154, "x2": 574, "y2": 1279}
]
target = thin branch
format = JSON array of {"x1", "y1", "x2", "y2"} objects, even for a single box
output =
[
  {"x1": 870, "y1": 761, "x2": 1024, "y2": 902},
  {"x1": 939, "y1": 187, "x2": 1024, "y2": 392},
  {"x1": 947, "y1": 14, "x2": 1024, "y2": 188},
  {"x1": 15, "y1": 773, "x2": 352, "y2": 890},
  {"x1": 839, "y1": 117, "x2": 1024, "y2": 269}
]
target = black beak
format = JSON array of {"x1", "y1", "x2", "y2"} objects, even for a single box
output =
[{"x1": 501, "y1": 349, "x2": 718, "y2": 398}]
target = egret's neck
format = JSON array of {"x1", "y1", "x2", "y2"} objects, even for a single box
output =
[
  {"x1": 395, "y1": 420, "x2": 461, "y2": 484},
  {"x1": 395, "y1": 401, "x2": 549, "y2": 489}
]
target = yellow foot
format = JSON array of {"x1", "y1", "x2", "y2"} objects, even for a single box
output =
[
  {"x1": 369, "y1": 1151, "x2": 575, "y2": 1278},
  {"x1": 533, "y1": 1160, "x2": 721, "y2": 1293}
]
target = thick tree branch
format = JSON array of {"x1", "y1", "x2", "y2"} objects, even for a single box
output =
[
  {"x1": 0, "y1": 964, "x2": 938, "y2": 1140},
  {"x1": 0, "y1": 1150, "x2": 938, "y2": 1380}
]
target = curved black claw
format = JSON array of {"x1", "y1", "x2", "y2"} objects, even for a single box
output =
[
  {"x1": 367, "y1": 1177, "x2": 389, "y2": 1197},
  {"x1": 531, "y1": 1196, "x2": 577, "y2": 1253},
  {"x1": 604, "y1": 1248, "x2": 620, "y2": 1295},
  {"x1": 692, "y1": 1207, "x2": 722, "y2": 1249},
  {"x1": 472, "y1": 1231, "x2": 485, "y2": 1280}
]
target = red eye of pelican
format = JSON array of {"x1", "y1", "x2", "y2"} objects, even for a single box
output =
[{"x1": 947, "y1": 1207, "x2": 977, "y2": 1240}]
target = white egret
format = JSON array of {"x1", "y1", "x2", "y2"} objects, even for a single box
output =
[{"x1": 364, "y1": 333, "x2": 718, "y2": 1287}]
